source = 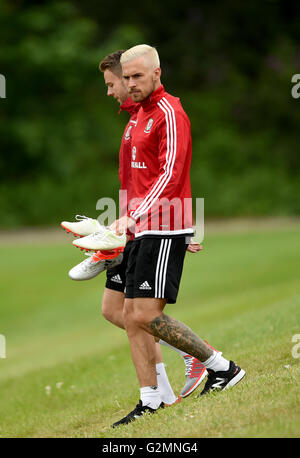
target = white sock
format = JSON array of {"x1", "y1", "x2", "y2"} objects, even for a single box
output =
[
  {"x1": 159, "y1": 339, "x2": 188, "y2": 357},
  {"x1": 203, "y1": 350, "x2": 230, "y2": 372},
  {"x1": 140, "y1": 386, "x2": 162, "y2": 410},
  {"x1": 156, "y1": 363, "x2": 177, "y2": 405}
]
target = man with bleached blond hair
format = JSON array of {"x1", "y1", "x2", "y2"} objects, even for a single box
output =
[
  {"x1": 107, "y1": 44, "x2": 246, "y2": 428},
  {"x1": 77, "y1": 44, "x2": 246, "y2": 427},
  {"x1": 62, "y1": 49, "x2": 212, "y2": 406}
]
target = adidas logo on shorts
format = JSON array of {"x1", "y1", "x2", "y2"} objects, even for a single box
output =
[
  {"x1": 139, "y1": 281, "x2": 152, "y2": 290},
  {"x1": 111, "y1": 274, "x2": 122, "y2": 284}
]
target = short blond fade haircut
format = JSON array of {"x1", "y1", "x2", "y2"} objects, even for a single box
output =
[{"x1": 120, "y1": 44, "x2": 160, "y2": 70}]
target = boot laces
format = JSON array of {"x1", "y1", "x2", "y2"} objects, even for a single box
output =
[{"x1": 75, "y1": 214, "x2": 92, "y2": 221}]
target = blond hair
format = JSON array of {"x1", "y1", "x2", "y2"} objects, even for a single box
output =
[{"x1": 120, "y1": 44, "x2": 160, "y2": 69}]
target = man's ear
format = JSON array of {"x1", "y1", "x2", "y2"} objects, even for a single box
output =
[{"x1": 154, "y1": 67, "x2": 161, "y2": 81}]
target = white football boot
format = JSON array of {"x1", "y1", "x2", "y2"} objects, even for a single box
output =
[
  {"x1": 68, "y1": 251, "x2": 123, "y2": 281},
  {"x1": 61, "y1": 215, "x2": 105, "y2": 237},
  {"x1": 72, "y1": 229, "x2": 126, "y2": 252}
]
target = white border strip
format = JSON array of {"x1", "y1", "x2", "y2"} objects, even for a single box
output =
[{"x1": 135, "y1": 228, "x2": 193, "y2": 238}]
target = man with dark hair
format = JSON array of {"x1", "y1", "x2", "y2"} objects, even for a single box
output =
[{"x1": 99, "y1": 49, "x2": 124, "y2": 74}]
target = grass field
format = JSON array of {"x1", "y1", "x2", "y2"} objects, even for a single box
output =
[{"x1": 0, "y1": 220, "x2": 300, "y2": 438}]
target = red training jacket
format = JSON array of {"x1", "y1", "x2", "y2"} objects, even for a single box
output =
[{"x1": 127, "y1": 85, "x2": 193, "y2": 239}]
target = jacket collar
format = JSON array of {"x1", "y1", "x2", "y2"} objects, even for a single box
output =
[
  {"x1": 119, "y1": 97, "x2": 140, "y2": 115},
  {"x1": 140, "y1": 85, "x2": 165, "y2": 111}
]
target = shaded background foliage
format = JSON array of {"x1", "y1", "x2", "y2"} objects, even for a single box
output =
[{"x1": 0, "y1": 0, "x2": 299, "y2": 227}]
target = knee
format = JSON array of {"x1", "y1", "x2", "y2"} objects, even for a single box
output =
[
  {"x1": 123, "y1": 301, "x2": 149, "y2": 331},
  {"x1": 132, "y1": 308, "x2": 149, "y2": 328}
]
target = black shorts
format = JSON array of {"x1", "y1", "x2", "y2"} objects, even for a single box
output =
[
  {"x1": 105, "y1": 240, "x2": 134, "y2": 293},
  {"x1": 125, "y1": 237, "x2": 188, "y2": 304}
]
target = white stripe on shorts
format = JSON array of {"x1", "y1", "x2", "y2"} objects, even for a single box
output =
[{"x1": 155, "y1": 239, "x2": 172, "y2": 298}]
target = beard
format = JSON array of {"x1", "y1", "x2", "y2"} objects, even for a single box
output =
[{"x1": 130, "y1": 77, "x2": 156, "y2": 102}]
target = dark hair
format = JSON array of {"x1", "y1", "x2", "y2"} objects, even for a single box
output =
[{"x1": 99, "y1": 50, "x2": 126, "y2": 76}]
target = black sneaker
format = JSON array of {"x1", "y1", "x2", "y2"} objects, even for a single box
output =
[
  {"x1": 112, "y1": 400, "x2": 164, "y2": 428},
  {"x1": 200, "y1": 360, "x2": 245, "y2": 395}
]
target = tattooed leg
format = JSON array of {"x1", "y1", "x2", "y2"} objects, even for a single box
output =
[
  {"x1": 124, "y1": 297, "x2": 213, "y2": 389},
  {"x1": 147, "y1": 313, "x2": 213, "y2": 362}
]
